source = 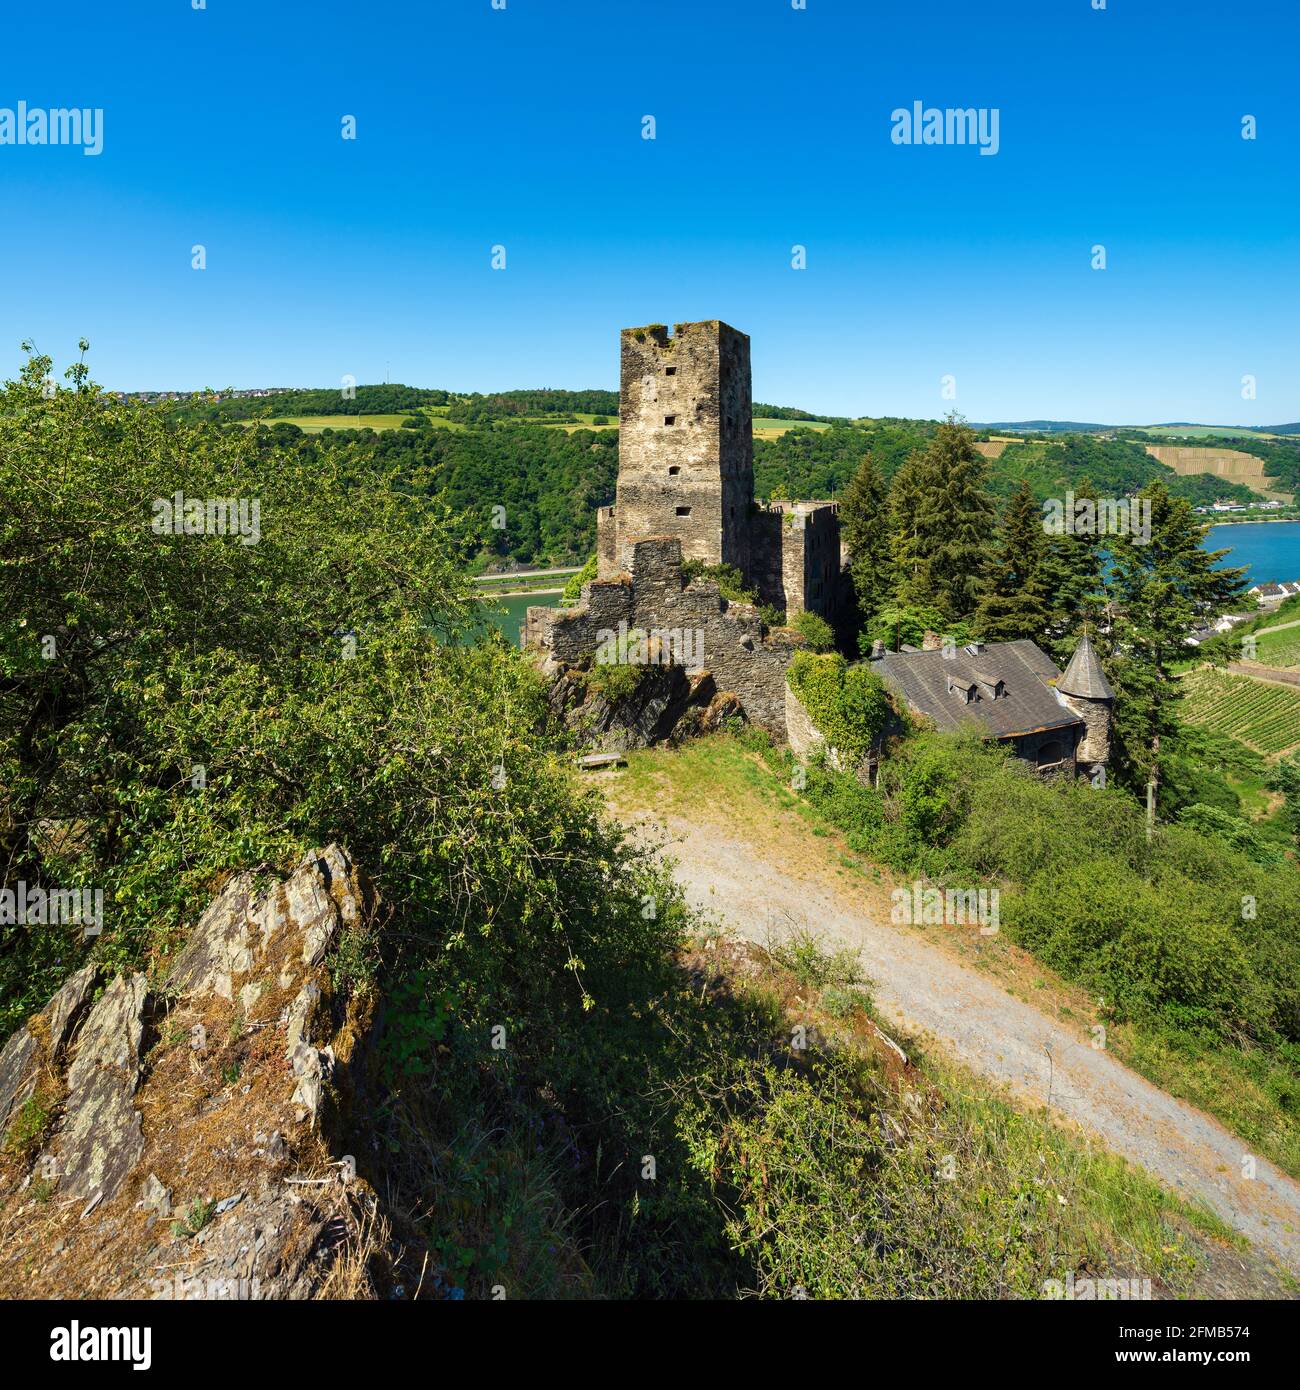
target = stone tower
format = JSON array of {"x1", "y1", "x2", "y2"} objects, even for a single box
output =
[
  {"x1": 1057, "y1": 631, "x2": 1115, "y2": 787},
  {"x1": 601, "y1": 321, "x2": 753, "y2": 578}
]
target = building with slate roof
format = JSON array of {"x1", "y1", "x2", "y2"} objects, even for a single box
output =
[{"x1": 870, "y1": 630, "x2": 1114, "y2": 785}]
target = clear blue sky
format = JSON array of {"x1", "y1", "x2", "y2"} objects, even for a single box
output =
[{"x1": 2, "y1": 0, "x2": 1296, "y2": 423}]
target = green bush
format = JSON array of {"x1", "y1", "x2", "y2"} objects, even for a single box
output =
[
  {"x1": 560, "y1": 553, "x2": 597, "y2": 606},
  {"x1": 780, "y1": 727, "x2": 1300, "y2": 1046},
  {"x1": 788, "y1": 609, "x2": 835, "y2": 652},
  {"x1": 787, "y1": 652, "x2": 891, "y2": 765}
]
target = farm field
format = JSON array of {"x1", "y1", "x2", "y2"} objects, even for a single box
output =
[
  {"x1": 237, "y1": 412, "x2": 431, "y2": 433},
  {"x1": 1180, "y1": 667, "x2": 1300, "y2": 757},
  {"x1": 1139, "y1": 425, "x2": 1284, "y2": 440},
  {"x1": 1254, "y1": 626, "x2": 1300, "y2": 670},
  {"x1": 752, "y1": 417, "x2": 833, "y2": 438}
]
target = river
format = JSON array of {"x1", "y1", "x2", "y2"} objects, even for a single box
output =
[{"x1": 1203, "y1": 520, "x2": 1300, "y2": 587}]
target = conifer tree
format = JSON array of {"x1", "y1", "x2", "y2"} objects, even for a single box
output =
[
  {"x1": 1037, "y1": 476, "x2": 1107, "y2": 662},
  {"x1": 887, "y1": 416, "x2": 996, "y2": 621},
  {"x1": 974, "y1": 479, "x2": 1053, "y2": 642},
  {"x1": 837, "y1": 452, "x2": 891, "y2": 627},
  {"x1": 1099, "y1": 482, "x2": 1249, "y2": 826}
]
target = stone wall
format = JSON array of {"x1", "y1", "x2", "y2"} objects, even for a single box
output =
[
  {"x1": 528, "y1": 535, "x2": 800, "y2": 737},
  {"x1": 751, "y1": 502, "x2": 841, "y2": 618},
  {"x1": 596, "y1": 504, "x2": 618, "y2": 579},
  {"x1": 525, "y1": 577, "x2": 633, "y2": 670},
  {"x1": 1008, "y1": 725, "x2": 1081, "y2": 777},
  {"x1": 785, "y1": 681, "x2": 825, "y2": 762},
  {"x1": 1058, "y1": 692, "x2": 1112, "y2": 767}
]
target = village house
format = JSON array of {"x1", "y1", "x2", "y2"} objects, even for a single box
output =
[{"x1": 868, "y1": 631, "x2": 1115, "y2": 785}]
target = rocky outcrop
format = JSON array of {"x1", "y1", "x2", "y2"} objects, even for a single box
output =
[
  {"x1": 0, "y1": 845, "x2": 382, "y2": 1299},
  {"x1": 548, "y1": 663, "x2": 743, "y2": 752}
]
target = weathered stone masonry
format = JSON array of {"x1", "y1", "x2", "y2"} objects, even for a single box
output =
[{"x1": 527, "y1": 536, "x2": 801, "y2": 736}]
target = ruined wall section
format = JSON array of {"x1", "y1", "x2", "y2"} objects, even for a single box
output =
[
  {"x1": 750, "y1": 502, "x2": 841, "y2": 618},
  {"x1": 524, "y1": 578, "x2": 633, "y2": 671},
  {"x1": 527, "y1": 536, "x2": 798, "y2": 736},
  {"x1": 614, "y1": 322, "x2": 753, "y2": 577},
  {"x1": 595, "y1": 505, "x2": 618, "y2": 579}
]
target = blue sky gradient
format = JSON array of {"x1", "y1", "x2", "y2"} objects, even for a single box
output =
[{"x1": 2, "y1": 0, "x2": 1296, "y2": 421}]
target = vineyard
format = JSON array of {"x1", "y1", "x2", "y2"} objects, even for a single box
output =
[
  {"x1": 1254, "y1": 627, "x2": 1300, "y2": 671},
  {"x1": 1180, "y1": 668, "x2": 1300, "y2": 757}
]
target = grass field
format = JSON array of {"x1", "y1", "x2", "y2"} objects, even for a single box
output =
[
  {"x1": 751, "y1": 418, "x2": 833, "y2": 438},
  {"x1": 1181, "y1": 667, "x2": 1300, "y2": 757},
  {"x1": 238, "y1": 413, "x2": 433, "y2": 433},
  {"x1": 1140, "y1": 425, "x2": 1285, "y2": 440}
]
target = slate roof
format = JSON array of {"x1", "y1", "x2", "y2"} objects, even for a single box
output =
[
  {"x1": 1058, "y1": 632, "x2": 1115, "y2": 701},
  {"x1": 875, "y1": 639, "x2": 1082, "y2": 739}
]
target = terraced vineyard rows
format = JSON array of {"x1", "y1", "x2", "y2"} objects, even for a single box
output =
[{"x1": 1181, "y1": 668, "x2": 1300, "y2": 756}]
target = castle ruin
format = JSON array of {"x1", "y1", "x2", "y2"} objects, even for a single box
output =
[{"x1": 525, "y1": 320, "x2": 844, "y2": 738}]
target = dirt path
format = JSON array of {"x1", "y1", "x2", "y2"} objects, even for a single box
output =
[
  {"x1": 1227, "y1": 661, "x2": 1300, "y2": 689},
  {"x1": 618, "y1": 809, "x2": 1300, "y2": 1273}
]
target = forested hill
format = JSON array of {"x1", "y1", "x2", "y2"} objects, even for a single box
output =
[
  {"x1": 753, "y1": 424, "x2": 1300, "y2": 507},
  {"x1": 147, "y1": 389, "x2": 1300, "y2": 567}
]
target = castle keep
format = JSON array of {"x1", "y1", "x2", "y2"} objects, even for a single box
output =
[
  {"x1": 527, "y1": 320, "x2": 845, "y2": 737},
  {"x1": 597, "y1": 321, "x2": 842, "y2": 618}
]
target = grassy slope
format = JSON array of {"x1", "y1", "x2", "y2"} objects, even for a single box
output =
[{"x1": 600, "y1": 734, "x2": 1300, "y2": 1185}]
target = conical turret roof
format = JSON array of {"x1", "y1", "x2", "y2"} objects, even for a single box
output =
[{"x1": 1058, "y1": 632, "x2": 1114, "y2": 701}]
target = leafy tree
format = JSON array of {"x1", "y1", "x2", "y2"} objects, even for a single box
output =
[
  {"x1": 788, "y1": 609, "x2": 835, "y2": 652},
  {"x1": 860, "y1": 604, "x2": 975, "y2": 654}
]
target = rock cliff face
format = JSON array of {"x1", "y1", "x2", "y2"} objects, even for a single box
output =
[
  {"x1": 547, "y1": 663, "x2": 743, "y2": 753},
  {"x1": 0, "y1": 845, "x2": 383, "y2": 1299}
]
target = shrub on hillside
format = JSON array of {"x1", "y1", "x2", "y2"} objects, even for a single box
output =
[
  {"x1": 788, "y1": 609, "x2": 835, "y2": 652},
  {"x1": 787, "y1": 652, "x2": 891, "y2": 764},
  {"x1": 784, "y1": 728, "x2": 1300, "y2": 1045}
]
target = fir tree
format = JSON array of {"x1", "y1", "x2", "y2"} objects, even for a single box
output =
[
  {"x1": 887, "y1": 416, "x2": 996, "y2": 622},
  {"x1": 974, "y1": 480, "x2": 1053, "y2": 643},
  {"x1": 1099, "y1": 482, "x2": 1249, "y2": 827},
  {"x1": 1037, "y1": 476, "x2": 1107, "y2": 663},
  {"x1": 837, "y1": 452, "x2": 891, "y2": 627}
]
